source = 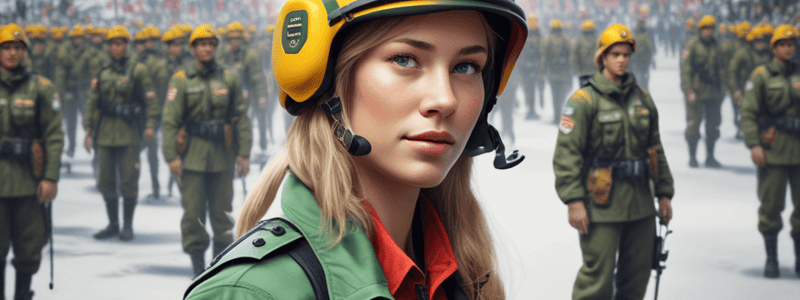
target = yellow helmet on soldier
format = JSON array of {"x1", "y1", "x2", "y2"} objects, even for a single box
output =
[
  {"x1": 580, "y1": 20, "x2": 595, "y2": 32},
  {"x1": 737, "y1": 21, "x2": 751, "y2": 39},
  {"x1": 771, "y1": 24, "x2": 799, "y2": 48},
  {"x1": 698, "y1": 15, "x2": 716, "y2": 29},
  {"x1": 106, "y1": 25, "x2": 130, "y2": 41},
  {"x1": 686, "y1": 18, "x2": 696, "y2": 28},
  {"x1": 0, "y1": 24, "x2": 29, "y2": 48},
  {"x1": 148, "y1": 27, "x2": 162, "y2": 40},
  {"x1": 228, "y1": 22, "x2": 245, "y2": 33},
  {"x1": 189, "y1": 24, "x2": 218, "y2": 46},
  {"x1": 68, "y1": 24, "x2": 85, "y2": 37},
  {"x1": 594, "y1": 23, "x2": 635, "y2": 66},
  {"x1": 179, "y1": 24, "x2": 192, "y2": 35},
  {"x1": 161, "y1": 28, "x2": 178, "y2": 43},
  {"x1": 551, "y1": 19, "x2": 563, "y2": 29}
]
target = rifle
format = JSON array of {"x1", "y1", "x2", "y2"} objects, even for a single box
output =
[{"x1": 652, "y1": 221, "x2": 672, "y2": 300}]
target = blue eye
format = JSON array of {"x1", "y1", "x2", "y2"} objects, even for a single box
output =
[
  {"x1": 391, "y1": 55, "x2": 417, "y2": 68},
  {"x1": 453, "y1": 63, "x2": 479, "y2": 75}
]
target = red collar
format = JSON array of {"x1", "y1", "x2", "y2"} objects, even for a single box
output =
[{"x1": 363, "y1": 197, "x2": 458, "y2": 300}]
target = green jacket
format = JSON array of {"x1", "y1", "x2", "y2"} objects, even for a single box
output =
[
  {"x1": 185, "y1": 175, "x2": 468, "y2": 299},
  {"x1": 520, "y1": 30, "x2": 542, "y2": 72},
  {"x1": 161, "y1": 62, "x2": 252, "y2": 172},
  {"x1": 28, "y1": 39, "x2": 54, "y2": 79},
  {"x1": 0, "y1": 70, "x2": 63, "y2": 197},
  {"x1": 56, "y1": 40, "x2": 90, "y2": 91},
  {"x1": 680, "y1": 35, "x2": 725, "y2": 100},
  {"x1": 82, "y1": 55, "x2": 159, "y2": 147},
  {"x1": 571, "y1": 33, "x2": 597, "y2": 77},
  {"x1": 631, "y1": 27, "x2": 655, "y2": 71},
  {"x1": 554, "y1": 71, "x2": 674, "y2": 223},
  {"x1": 135, "y1": 50, "x2": 170, "y2": 112},
  {"x1": 217, "y1": 47, "x2": 268, "y2": 107},
  {"x1": 543, "y1": 31, "x2": 572, "y2": 81},
  {"x1": 741, "y1": 60, "x2": 800, "y2": 165},
  {"x1": 729, "y1": 45, "x2": 772, "y2": 96}
]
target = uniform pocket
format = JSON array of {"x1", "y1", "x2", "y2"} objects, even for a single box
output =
[
  {"x1": 598, "y1": 111, "x2": 623, "y2": 151},
  {"x1": 10, "y1": 99, "x2": 36, "y2": 127}
]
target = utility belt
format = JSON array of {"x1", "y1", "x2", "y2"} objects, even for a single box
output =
[
  {"x1": 592, "y1": 158, "x2": 649, "y2": 179},
  {"x1": 99, "y1": 101, "x2": 144, "y2": 123},
  {"x1": 0, "y1": 138, "x2": 45, "y2": 179},
  {"x1": 184, "y1": 119, "x2": 227, "y2": 141},
  {"x1": 759, "y1": 116, "x2": 800, "y2": 135},
  {"x1": 695, "y1": 70, "x2": 721, "y2": 86}
]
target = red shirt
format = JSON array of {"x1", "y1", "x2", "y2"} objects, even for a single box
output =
[{"x1": 363, "y1": 198, "x2": 458, "y2": 300}]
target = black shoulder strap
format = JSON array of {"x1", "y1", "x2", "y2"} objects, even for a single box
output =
[{"x1": 285, "y1": 239, "x2": 330, "y2": 300}]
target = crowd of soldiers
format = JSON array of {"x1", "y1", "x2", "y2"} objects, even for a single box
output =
[{"x1": 0, "y1": 20, "x2": 285, "y2": 299}]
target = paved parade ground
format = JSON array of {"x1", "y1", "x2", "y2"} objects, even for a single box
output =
[{"x1": 5, "y1": 45, "x2": 800, "y2": 299}]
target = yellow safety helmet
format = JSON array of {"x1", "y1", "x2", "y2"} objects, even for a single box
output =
[
  {"x1": 686, "y1": 18, "x2": 696, "y2": 29},
  {"x1": 162, "y1": 28, "x2": 183, "y2": 43},
  {"x1": 85, "y1": 24, "x2": 97, "y2": 35},
  {"x1": 228, "y1": 22, "x2": 245, "y2": 32},
  {"x1": 0, "y1": 24, "x2": 29, "y2": 48},
  {"x1": 50, "y1": 27, "x2": 65, "y2": 40},
  {"x1": 247, "y1": 24, "x2": 258, "y2": 33},
  {"x1": 106, "y1": 25, "x2": 131, "y2": 42},
  {"x1": 761, "y1": 23, "x2": 775, "y2": 36},
  {"x1": 737, "y1": 21, "x2": 752, "y2": 39},
  {"x1": 580, "y1": 20, "x2": 595, "y2": 32},
  {"x1": 698, "y1": 15, "x2": 716, "y2": 29},
  {"x1": 68, "y1": 24, "x2": 85, "y2": 37},
  {"x1": 551, "y1": 19, "x2": 563, "y2": 29},
  {"x1": 99, "y1": 27, "x2": 110, "y2": 37},
  {"x1": 134, "y1": 30, "x2": 148, "y2": 41},
  {"x1": 179, "y1": 24, "x2": 192, "y2": 35},
  {"x1": 594, "y1": 23, "x2": 635, "y2": 67},
  {"x1": 26, "y1": 25, "x2": 46, "y2": 39},
  {"x1": 226, "y1": 22, "x2": 245, "y2": 39},
  {"x1": 148, "y1": 27, "x2": 162, "y2": 40},
  {"x1": 771, "y1": 24, "x2": 799, "y2": 48},
  {"x1": 189, "y1": 24, "x2": 219, "y2": 45},
  {"x1": 272, "y1": 0, "x2": 528, "y2": 164}
]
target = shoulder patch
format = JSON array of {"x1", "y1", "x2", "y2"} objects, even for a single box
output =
[
  {"x1": 571, "y1": 89, "x2": 591, "y2": 103},
  {"x1": 559, "y1": 116, "x2": 574, "y2": 134},
  {"x1": 682, "y1": 49, "x2": 690, "y2": 59},
  {"x1": 753, "y1": 66, "x2": 766, "y2": 76},
  {"x1": 38, "y1": 76, "x2": 52, "y2": 87},
  {"x1": 135, "y1": 63, "x2": 145, "y2": 72},
  {"x1": 172, "y1": 70, "x2": 186, "y2": 79},
  {"x1": 52, "y1": 93, "x2": 61, "y2": 110},
  {"x1": 745, "y1": 80, "x2": 754, "y2": 91}
]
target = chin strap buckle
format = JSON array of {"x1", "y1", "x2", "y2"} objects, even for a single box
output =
[{"x1": 488, "y1": 125, "x2": 524, "y2": 169}]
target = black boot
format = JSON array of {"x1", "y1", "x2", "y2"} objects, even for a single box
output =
[
  {"x1": 93, "y1": 198, "x2": 119, "y2": 239},
  {"x1": 190, "y1": 253, "x2": 206, "y2": 278},
  {"x1": 13, "y1": 272, "x2": 33, "y2": 300},
  {"x1": 119, "y1": 198, "x2": 136, "y2": 241},
  {"x1": 764, "y1": 233, "x2": 780, "y2": 278},
  {"x1": 705, "y1": 141, "x2": 722, "y2": 168},
  {"x1": 688, "y1": 140, "x2": 699, "y2": 168}
]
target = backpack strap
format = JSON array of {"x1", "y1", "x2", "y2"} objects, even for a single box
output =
[{"x1": 285, "y1": 238, "x2": 330, "y2": 300}]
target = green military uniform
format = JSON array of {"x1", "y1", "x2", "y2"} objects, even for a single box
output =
[
  {"x1": 27, "y1": 37, "x2": 53, "y2": 79},
  {"x1": 631, "y1": 22, "x2": 656, "y2": 90},
  {"x1": 217, "y1": 45, "x2": 269, "y2": 151},
  {"x1": 161, "y1": 62, "x2": 251, "y2": 263},
  {"x1": 1, "y1": 70, "x2": 63, "y2": 298},
  {"x1": 255, "y1": 32, "x2": 279, "y2": 144},
  {"x1": 554, "y1": 71, "x2": 675, "y2": 299},
  {"x1": 83, "y1": 55, "x2": 159, "y2": 240},
  {"x1": 135, "y1": 49, "x2": 170, "y2": 199},
  {"x1": 571, "y1": 31, "x2": 597, "y2": 78},
  {"x1": 729, "y1": 41, "x2": 772, "y2": 139},
  {"x1": 741, "y1": 61, "x2": 800, "y2": 270},
  {"x1": 55, "y1": 38, "x2": 90, "y2": 157},
  {"x1": 520, "y1": 28, "x2": 543, "y2": 120},
  {"x1": 543, "y1": 28, "x2": 573, "y2": 124},
  {"x1": 680, "y1": 32, "x2": 726, "y2": 167}
]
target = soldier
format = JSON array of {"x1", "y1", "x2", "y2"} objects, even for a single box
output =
[
  {"x1": 83, "y1": 25, "x2": 159, "y2": 241},
  {"x1": 680, "y1": 18, "x2": 696, "y2": 61},
  {"x1": 55, "y1": 25, "x2": 89, "y2": 158},
  {"x1": 520, "y1": 15, "x2": 543, "y2": 120},
  {"x1": 730, "y1": 23, "x2": 772, "y2": 141},
  {"x1": 25, "y1": 25, "x2": 52, "y2": 79},
  {"x1": 162, "y1": 27, "x2": 194, "y2": 197},
  {"x1": 137, "y1": 26, "x2": 170, "y2": 201},
  {"x1": 680, "y1": 15, "x2": 726, "y2": 168},
  {"x1": 258, "y1": 25, "x2": 279, "y2": 144},
  {"x1": 544, "y1": 19, "x2": 573, "y2": 124},
  {"x1": 571, "y1": 20, "x2": 597, "y2": 78},
  {"x1": 554, "y1": 24, "x2": 674, "y2": 300},
  {"x1": 217, "y1": 22, "x2": 269, "y2": 154},
  {"x1": 0, "y1": 23, "x2": 63, "y2": 300},
  {"x1": 632, "y1": 17, "x2": 656, "y2": 90},
  {"x1": 161, "y1": 24, "x2": 251, "y2": 276},
  {"x1": 741, "y1": 24, "x2": 800, "y2": 278}
]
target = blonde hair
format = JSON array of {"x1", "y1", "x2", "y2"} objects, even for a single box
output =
[{"x1": 237, "y1": 14, "x2": 504, "y2": 299}]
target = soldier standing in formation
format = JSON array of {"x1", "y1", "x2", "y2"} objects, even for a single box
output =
[
  {"x1": 730, "y1": 23, "x2": 773, "y2": 141},
  {"x1": 571, "y1": 20, "x2": 597, "y2": 79},
  {"x1": 554, "y1": 23, "x2": 674, "y2": 300},
  {"x1": 217, "y1": 22, "x2": 269, "y2": 154},
  {"x1": 741, "y1": 24, "x2": 800, "y2": 279},
  {"x1": 136, "y1": 27, "x2": 169, "y2": 201},
  {"x1": 161, "y1": 24, "x2": 251, "y2": 277},
  {"x1": 681, "y1": 15, "x2": 726, "y2": 168},
  {"x1": 631, "y1": 16, "x2": 656, "y2": 90},
  {"x1": 0, "y1": 23, "x2": 63, "y2": 300},
  {"x1": 544, "y1": 19, "x2": 573, "y2": 124},
  {"x1": 83, "y1": 25, "x2": 158, "y2": 241},
  {"x1": 56, "y1": 25, "x2": 89, "y2": 158},
  {"x1": 162, "y1": 26, "x2": 195, "y2": 198},
  {"x1": 521, "y1": 15, "x2": 543, "y2": 120}
]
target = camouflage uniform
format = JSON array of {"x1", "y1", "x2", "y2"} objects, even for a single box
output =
[
  {"x1": 554, "y1": 71, "x2": 674, "y2": 300},
  {"x1": 543, "y1": 28, "x2": 573, "y2": 124},
  {"x1": 1, "y1": 68, "x2": 62, "y2": 300}
]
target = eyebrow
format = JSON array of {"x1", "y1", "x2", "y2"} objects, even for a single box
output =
[{"x1": 395, "y1": 38, "x2": 487, "y2": 55}]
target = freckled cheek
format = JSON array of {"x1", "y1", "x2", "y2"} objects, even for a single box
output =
[{"x1": 453, "y1": 81, "x2": 484, "y2": 136}]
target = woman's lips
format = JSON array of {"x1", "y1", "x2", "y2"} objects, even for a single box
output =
[{"x1": 404, "y1": 131, "x2": 455, "y2": 155}]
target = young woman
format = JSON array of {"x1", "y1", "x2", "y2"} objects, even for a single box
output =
[{"x1": 183, "y1": 0, "x2": 527, "y2": 299}]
